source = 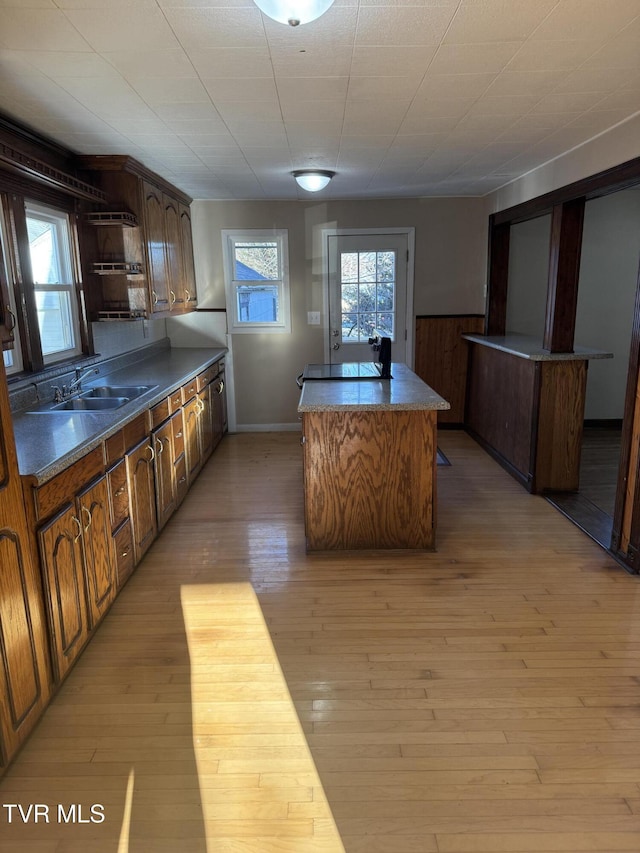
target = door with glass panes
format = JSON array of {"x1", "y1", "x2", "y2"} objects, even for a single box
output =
[{"x1": 327, "y1": 233, "x2": 408, "y2": 365}]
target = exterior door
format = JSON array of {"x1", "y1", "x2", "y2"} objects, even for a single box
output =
[{"x1": 327, "y1": 232, "x2": 409, "y2": 365}]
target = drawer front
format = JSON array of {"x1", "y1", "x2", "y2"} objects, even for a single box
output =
[
  {"x1": 169, "y1": 389, "x2": 183, "y2": 413},
  {"x1": 108, "y1": 460, "x2": 129, "y2": 531},
  {"x1": 197, "y1": 363, "x2": 219, "y2": 391},
  {"x1": 34, "y1": 446, "x2": 104, "y2": 522},
  {"x1": 182, "y1": 378, "x2": 198, "y2": 402},
  {"x1": 114, "y1": 520, "x2": 134, "y2": 588},
  {"x1": 122, "y1": 412, "x2": 149, "y2": 452},
  {"x1": 105, "y1": 430, "x2": 125, "y2": 467},
  {"x1": 150, "y1": 396, "x2": 170, "y2": 429}
]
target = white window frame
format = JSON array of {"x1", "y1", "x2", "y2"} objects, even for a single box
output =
[
  {"x1": 222, "y1": 229, "x2": 291, "y2": 334},
  {"x1": 25, "y1": 201, "x2": 81, "y2": 365}
]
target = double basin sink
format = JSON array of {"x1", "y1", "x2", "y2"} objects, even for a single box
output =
[{"x1": 32, "y1": 385, "x2": 156, "y2": 413}]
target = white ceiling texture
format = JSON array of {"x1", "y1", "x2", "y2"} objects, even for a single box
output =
[{"x1": 0, "y1": 0, "x2": 639, "y2": 200}]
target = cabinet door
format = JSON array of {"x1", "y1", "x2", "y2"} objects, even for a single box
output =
[
  {"x1": 77, "y1": 476, "x2": 116, "y2": 629},
  {"x1": 183, "y1": 396, "x2": 201, "y2": 482},
  {"x1": 163, "y1": 194, "x2": 182, "y2": 312},
  {"x1": 38, "y1": 504, "x2": 89, "y2": 681},
  {"x1": 0, "y1": 362, "x2": 50, "y2": 764},
  {"x1": 211, "y1": 373, "x2": 225, "y2": 450},
  {"x1": 198, "y1": 386, "x2": 214, "y2": 463},
  {"x1": 142, "y1": 181, "x2": 170, "y2": 314},
  {"x1": 179, "y1": 203, "x2": 197, "y2": 309},
  {"x1": 153, "y1": 418, "x2": 176, "y2": 530},
  {"x1": 126, "y1": 437, "x2": 158, "y2": 564}
]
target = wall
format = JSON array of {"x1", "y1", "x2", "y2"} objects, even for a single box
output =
[
  {"x1": 91, "y1": 318, "x2": 167, "y2": 359},
  {"x1": 505, "y1": 214, "x2": 552, "y2": 337},
  {"x1": 576, "y1": 190, "x2": 640, "y2": 420},
  {"x1": 180, "y1": 197, "x2": 487, "y2": 429}
]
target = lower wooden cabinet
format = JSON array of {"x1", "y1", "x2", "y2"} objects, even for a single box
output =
[
  {"x1": 38, "y1": 475, "x2": 115, "y2": 681},
  {"x1": 183, "y1": 395, "x2": 201, "y2": 482},
  {"x1": 153, "y1": 416, "x2": 177, "y2": 530},
  {"x1": 126, "y1": 437, "x2": 157, "y2": 564}
]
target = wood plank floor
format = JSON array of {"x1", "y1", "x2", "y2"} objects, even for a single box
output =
[{"x1": 2, "y1": 430, "x2": 640, "y2": 853}]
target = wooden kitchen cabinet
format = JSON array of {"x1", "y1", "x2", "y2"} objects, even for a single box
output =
[
  {"x1": 211, "y1": 368, "x2": 226, "y2": 450},
  {"x1": 76, "y1": 156, "x2": 196, "y2": 321},
  {"x1": 0, "y1": 362, "x2": 50, "y2": 766},
  {"x1": 152, "y1": 415, "x2": 177, "y2": 530},
  {"x1": 126, "y1": 436, "x2": 157, "y2": 564},
  {"x1": 37, "y1": 471, "x2": 115, "y2": 681},
  {"x1": 183, "y1": 394, "x2": 201, "y2": 483}
]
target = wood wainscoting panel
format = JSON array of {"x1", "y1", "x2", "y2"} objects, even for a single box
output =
[
  {"x1": 303, "y1": 409, "x2": 436, "y2": 550},
  {"x1": 466, "y1": 343, "x2": 536, "y2": 485},
  {"x1": 536, "y1": 359, "x2": 587, "y2": 492},
  {"x1": 415, "y1": 315, "x2": 484, "y2": 425}
]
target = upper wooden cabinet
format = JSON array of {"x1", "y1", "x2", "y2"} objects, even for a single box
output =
[{"x1": 76, "y1": 156, "x2": 197, "y2": 321}]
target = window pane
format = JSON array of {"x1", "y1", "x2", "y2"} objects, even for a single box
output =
[
  {"x1": 341, "y1": 253, "x2": 358, "y2": 283},
  {"x1": 358, "y1": 252, "x2": 376, "y2": 282},
  {"x1": 236, "y1": 285, "x2": 279, "y2": 323},
  {"x1": 3, "y1": 350, "x2": 13, "y2": 369},
  {"x1": 234, "y1": 242, "x2": 278, "y2": 280},
  {"x1": 36, "y1": 289, "x2": 74, "y2": 355},
  {"x1": 339, "y1": 249, "x2": 397, "y2": 343}
]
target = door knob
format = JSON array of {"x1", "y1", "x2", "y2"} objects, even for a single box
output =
[{"x1": 333, "y1": 343, "x2": 340, "y2": 350}]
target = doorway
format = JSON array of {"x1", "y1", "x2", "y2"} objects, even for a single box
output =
[{"x1": 324, "y1": 229, "x2": 414, "y2": 366}]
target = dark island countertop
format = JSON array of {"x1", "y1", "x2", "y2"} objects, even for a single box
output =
[{"x1": 11, "y1": 346, "x2": 227, "y2": 484}]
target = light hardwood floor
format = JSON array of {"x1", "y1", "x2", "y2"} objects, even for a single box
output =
[{"x1": 2, "y1": 430, "x2": 640, "y2": 853}]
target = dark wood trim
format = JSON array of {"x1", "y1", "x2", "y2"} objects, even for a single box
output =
[
  {"x1": 543, "y1": 198, "x2": 585, "y2": 353},
  {"x1": 75, "y1": 155, "x2": 192, "y2": 206},
  {"x1": 529, "y1": 362, "x2": 543, "y2": 493},
  {"x1": 485, "y1": 218, "x2": 510, "y2": 335},
  {"x1": 492, "y1": 154, "x2": 640, "y2": 227},
  {"x1": 415, "y1": 313, "x2": 485, "y2": 320},
  {"x1": 194, "y1": 308, "x2": 226, "y2": 313},
  {"x1": 584, "y1": 418, "x2": 624, "y2": 429}
]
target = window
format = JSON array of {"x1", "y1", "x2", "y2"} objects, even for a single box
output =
[
  {"x1": 24, "y1": 202, "x2": 81, "y2": 364},
  {"x1": 222, "y1": 230, "x2": 290, "y2": 333},
  {"x1": 340, "y1": 250, "x2": 396, "y2": 342}
]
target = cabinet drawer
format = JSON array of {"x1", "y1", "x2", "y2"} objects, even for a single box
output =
[
  {"x1": 114, "y1": 520, "x2": 134, "y2": 588},
  {"x1": 34, "y1": 446, "x2": 104, "y2": 522},
  {"x1": 182, "y1": 378, "x2": 198, "y2": 402},
  {"x1": 108, "y1": 460, "x2": 129, "y2": 531},
  {"x1": 169, "y1": 388, "x2": 183, "y2": 412},
  {"x1": 150, "y1": 396, "x2": 170, "y2": 429},
  {"x1": 197, "y1": 363, "x2": 219, "y2": 391},
  {"x1": 105, "y1": 430, "x2": 125, "y2": 467},
  {"x1": 123, "y1": 412, "x2": 149, "y2": 452}
]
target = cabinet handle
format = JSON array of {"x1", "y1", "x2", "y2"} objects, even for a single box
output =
[
  {"x1": 170, "y1": 290, "x2": 176, "y2": 304},
  {"x1": 147, "y1": 444, "x2": 155, "y2": 462},
  {"x1": 121, "y1": 547, "x2": 130, "y2": 558},
  {"x1": 152, "y1": 290, "x2": 158, "y2": 305},
  {"x1": 156, "y1": 437, "x2": 164, "y2": 454},
  {"x1": 185, "y1": 290, "x2": 191, "y2": 302},
  {"x1": 217, "y1": 380, "x2": 224, "y2": 395},
  {"x1": 5, "y1": 307, "x2": 16, "y2": 332},
  {"x1": 300, "y1": 436, "x2": 306, "y2": 445},
  {"x1": 114, "y1": 485, "x2": 126, "y2": 497},
  {"x1": 175, "y1": 431, "x2": 183, "y2": 439},
  {"x1": 178, "y1": 476, "x2": 186, "y2": 484},
  {"x1": 81, "y1": 505, "x2": 92, "y2": 532},
  {"x1": 72, "y1": 515, "x2": 82, "y2": 543}
]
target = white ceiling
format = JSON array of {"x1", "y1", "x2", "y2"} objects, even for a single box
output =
[{"x1": 0, "y1": 0, "x2": 639, "y2": 201}]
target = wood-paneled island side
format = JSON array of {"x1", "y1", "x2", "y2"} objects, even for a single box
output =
[{"x1": 298, "y1": 364, "x2": 450, "y2": 551}]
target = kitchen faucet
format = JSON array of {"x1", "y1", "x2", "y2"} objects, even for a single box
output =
[{"x1": 52, "y1": 366, "x2": 99, "y2": 402}]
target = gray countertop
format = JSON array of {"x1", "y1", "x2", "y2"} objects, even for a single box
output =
[
  {"x1": 297, "y1": 363, "x2": 450, "y2": 412},
  {"x1": 462, "y1": 333, "x2": 614, "y2": 361},
  {"x1": 12, "y1": 346, "x2": 227, "y2": 484}
]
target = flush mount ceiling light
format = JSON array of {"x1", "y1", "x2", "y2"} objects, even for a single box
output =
[
  {"x1": 293, "y1": 169, "x2": 335, "y2": 192},
  {"x1": 254, "y1": 0, "x2": 335, "y2": 26}
]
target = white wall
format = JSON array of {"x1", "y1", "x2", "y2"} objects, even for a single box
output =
[
  {"x1": 576, "y1": 190, "x2": 640, "y2": 420},
  {"x1": 505, "y1": 214, "x2": 551, "y2": 338},
  {"x1": 179, "y1": 197, "x2": 488, "y2": 428}
]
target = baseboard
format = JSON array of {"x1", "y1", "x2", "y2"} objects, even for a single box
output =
[
  {"x1": 583, "y1": 419, "x2": 623, "y2": 429},
  {"x1": 235, "y1": 423, "x2": 301, "y2": 432}
]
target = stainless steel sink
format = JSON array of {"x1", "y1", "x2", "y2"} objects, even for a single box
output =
[
  {"x1": 80, "y1": 385, "x2": 153, "y2": 399},
  {"x1": 51, "y1": 397, "x2": 130, "y2": 411}
]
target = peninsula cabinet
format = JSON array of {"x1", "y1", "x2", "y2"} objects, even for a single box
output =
[
  {"x1": 0, "y1": 362, "x2": 50, "y2": 768},
  {"x1": 76, "y1": 155, "x2": 197, "y2": 321}
]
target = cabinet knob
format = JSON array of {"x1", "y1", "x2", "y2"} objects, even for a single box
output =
[
  {"x1": 147, "y1": 444, "x2": 155, "y2": 462},
  {"x1": 72, "y1": 515, "x2": 82, "y2": 543},
  {"x1": 152, "y1": 290, "x2": 158, "y2": 305},
  {"x1": 114, "y1": 485, "x2": 126, "y2": 498},
  {"x1": 81, "y1": 505, "x2": 92, "y2": 531},
  {"x1": 217, "y1": 380, "x2": 224, "y2": 394},
  {"x1": 170, "y1": 290, "x2": 176, "y2": 304}
]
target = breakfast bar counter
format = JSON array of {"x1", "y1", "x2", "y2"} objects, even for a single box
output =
[{"x1": 298, "y1": 363, "x2": 450, "y2": 551}]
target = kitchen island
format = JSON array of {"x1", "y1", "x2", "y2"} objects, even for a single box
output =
[{"x1": 298, "y1": 363, "x2": 450, "y2": 551}]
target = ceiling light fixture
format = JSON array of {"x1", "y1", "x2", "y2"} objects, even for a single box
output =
[
  {"x1": 293, "y1": 169, "x2": 335, "y2": 192},
  {"x1": 253, "y1": 0, "x2": 335, "y2": 26}
]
